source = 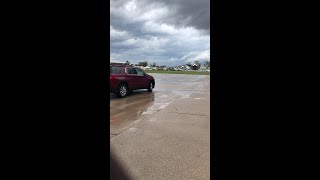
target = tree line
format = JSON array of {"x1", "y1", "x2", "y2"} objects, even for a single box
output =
[{"x1": 126, "y1": 60, "x2": 210, "y2": 68}]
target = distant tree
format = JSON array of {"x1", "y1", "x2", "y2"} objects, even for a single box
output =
[
  {"x1": 152, "y1": 62, "x2": 156, "y2": 67},
  {"x1": 126, "y1": 61, "x2": 130, "y2": 65},
  {"x1": 138, "y1": 61, "x2": 148, "y2": 67},
  {"x1": 204, "y1": 61, "x2": 210, "y2": 68}
]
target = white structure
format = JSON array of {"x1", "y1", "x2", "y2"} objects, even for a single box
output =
[
  {"x1": 134, "y1": 66, "x2": 145, "y2": 69},
  {"x1": 199, "y1": 66, "x2": 207, "y2": 72}
]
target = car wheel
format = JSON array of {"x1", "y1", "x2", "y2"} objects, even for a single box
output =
[
  {"x1": 117, "y1": 84, "x2": 128, "y2": 98},
  {"x1": 147, "y1": 81, "x2": 153, "y2": 92}
]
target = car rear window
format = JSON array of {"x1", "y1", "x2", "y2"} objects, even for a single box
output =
[{"x1": 110, "y1": 66, "x2": 121, "y2": 74}]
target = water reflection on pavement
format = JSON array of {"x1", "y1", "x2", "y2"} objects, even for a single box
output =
[{"x1": 110, "y1": 74, "x2": 209, "y2": 139}]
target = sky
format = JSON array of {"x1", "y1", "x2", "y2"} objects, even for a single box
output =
[{"x1": 110, "y1": 0, "x2": 210, "y2": 67}]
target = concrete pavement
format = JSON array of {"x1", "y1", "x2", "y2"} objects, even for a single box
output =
[{"x1": 110, "y1": 74, "x2": 210, "y2": 180}]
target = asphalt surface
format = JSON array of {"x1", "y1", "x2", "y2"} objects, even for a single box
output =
[{"x1": 110, "y1": 73, "x2": 210, "y2": 180}]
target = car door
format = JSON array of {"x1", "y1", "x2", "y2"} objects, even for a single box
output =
[
  {"x1": 135, "y1": 68, "x2": 148, "y2": 88},
  {"x1": 125, "y1": 67, "x2": 138, "y2": 89}
]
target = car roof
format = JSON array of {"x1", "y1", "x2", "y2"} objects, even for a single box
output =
[{"x1": 110, "y1": 64, "x2": 144, "y2": 69}]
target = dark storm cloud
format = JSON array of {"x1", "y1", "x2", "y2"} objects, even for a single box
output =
[
  {"x1": 111, "y1": 0, "x2": 210, "y2": 32},
  {"x1": 110, "y1": 0, "x2": 210, "y2": 66},
  {"x1": 153, "y1": 0, "x2": 210, "y2": 32}
]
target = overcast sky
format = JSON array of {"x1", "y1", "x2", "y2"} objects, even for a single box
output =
[{"x1": 110, "y1": 0, "x2": 210, "y2": 66}]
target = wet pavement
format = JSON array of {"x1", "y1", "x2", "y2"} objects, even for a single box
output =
[
  {"x1": 110, "y1": 73, "x2": 210, "y2": 139},
  {"x1": 110, "y1": 73, "x2": 210, "y2": 180}
]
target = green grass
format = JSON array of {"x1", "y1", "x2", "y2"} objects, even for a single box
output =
[{"x1": 145, "y1": 70, "x2": 210, "y2": 75}]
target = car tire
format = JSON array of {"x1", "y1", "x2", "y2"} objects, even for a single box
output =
[
  {"x1": 116, "y1": 84, "x2": 128, "y2": 98},
  {"x1": 147, "y1": 81, "x2": 154, "y2": 92}
]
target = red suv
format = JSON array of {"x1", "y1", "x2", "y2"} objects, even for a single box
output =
[{"x1": 110, "y1": 65, "x2": 155, "y2": 98}]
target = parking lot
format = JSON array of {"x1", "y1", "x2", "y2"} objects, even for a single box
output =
[{"x1": 110, "y1": 73, "x2": 210, "y2": 179}]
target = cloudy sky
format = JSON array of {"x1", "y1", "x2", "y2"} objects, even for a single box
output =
[{"x1": 110, "y1": 0, "x2": 210, "y2": 66}]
